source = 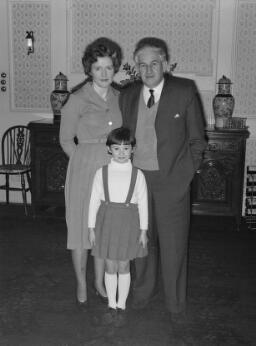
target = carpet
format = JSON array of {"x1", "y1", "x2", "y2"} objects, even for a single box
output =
[{"x1": 0, "y1": 213, "x2": 255, "y2": 346}]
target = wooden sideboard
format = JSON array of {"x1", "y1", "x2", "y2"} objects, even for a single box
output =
[
  {"x1": 29, "y1": 119, "x2": 249, "y2": 228},
  {"x1": 28, "y1": 119, "x2": 68, "y2": 214},
  {"x1": 191, "y1": 125, "x2": 249, "y2": 229}
]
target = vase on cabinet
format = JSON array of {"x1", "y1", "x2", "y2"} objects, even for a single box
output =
[
  {"x1": 50, "y1": 72, "x2": 70, "y2": 123},
  {"x1": 213, "y1": 75, "x2": 235, "y2": 129}
]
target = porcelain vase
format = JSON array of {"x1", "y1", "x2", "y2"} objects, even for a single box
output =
[
  {"x1": 213, "y1": 75, "x2": 235, "y2": 129},
  {"x1": 50, "y1": 72, "x2": 70, "y2": 123}
]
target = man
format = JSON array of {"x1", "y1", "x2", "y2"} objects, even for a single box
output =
[{"x1": 119, "y1": 37, "x2": 207, "y2": 320}]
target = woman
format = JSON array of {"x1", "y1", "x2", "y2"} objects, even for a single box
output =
[{"x1": 60, "y1": 37, "x2": 123, "y2": 305}]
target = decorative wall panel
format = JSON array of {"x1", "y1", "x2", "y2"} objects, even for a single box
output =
[
  {"x1": 233, "y1": 0, "x2": 256, "y2": 116},
  {"x1": 70, "y1": 0, "x2": 216, "y2": 76},
  {"x1": 9, "y1": 0, "x2": 51, "y2": 111}
]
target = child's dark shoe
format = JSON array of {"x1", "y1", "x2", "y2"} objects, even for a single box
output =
[
  {"x1": 114, "y1": 308, "x2": 126, "y2": 327},
  {"x1": 101, "y1": 307, "x2": 117, "y2": 326}
]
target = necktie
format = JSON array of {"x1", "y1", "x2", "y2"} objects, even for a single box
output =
[{"x1": 147, "y1": 89, "x2": 155, "y2": 108}]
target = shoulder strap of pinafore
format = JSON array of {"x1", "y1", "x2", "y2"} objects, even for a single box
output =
[
  {"x1": 125, "y1": 167, "x2": 138, "y2": 204},
  {"x1": 102, "y1": 165, "x2": 110, "y2": 202}
]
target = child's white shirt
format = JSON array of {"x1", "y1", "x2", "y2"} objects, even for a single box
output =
[{"x1": 88, "y1": 159, "x2": 148, "y2": 231}]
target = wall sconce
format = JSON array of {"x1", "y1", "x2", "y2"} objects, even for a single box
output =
[{"x1": 25, "y1": 31, "x2": 34, "y2": 55}]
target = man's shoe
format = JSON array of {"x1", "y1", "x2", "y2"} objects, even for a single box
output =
[
  {"x1": 170, "y1": 311, "x2": 187, "y2": 324},
  {"x1": 131, "y1": 298, "x2": 149, "y2": 310}
]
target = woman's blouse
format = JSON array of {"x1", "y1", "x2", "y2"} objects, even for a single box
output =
[{"x1": 60, "y1": 83, "x2": 122, "y2": 157}]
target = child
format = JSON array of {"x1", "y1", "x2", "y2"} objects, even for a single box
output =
[{"x1": 88, "y1": 127, "x2": 148, "y2": 326}]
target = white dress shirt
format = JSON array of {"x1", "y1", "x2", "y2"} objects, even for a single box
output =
[{"x1": 143, "y1": 78, "x2": 164, "y2": 105}]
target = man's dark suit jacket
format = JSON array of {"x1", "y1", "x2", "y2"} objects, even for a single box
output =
[{"x1": 119, "y1": 73, "x2": 207, "y2": 201}]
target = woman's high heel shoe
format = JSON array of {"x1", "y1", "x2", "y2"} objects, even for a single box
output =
[
  {"x1": 76, "y1": 299, "x2": 88, "y2": 311},
  {"x1": 94, "y1": 287, "x2": 108, "y2": 302},
  {"x1": 77, "y1": 299, "x2": 87, "y2": 305},
  {"x1": 77, "y1": 282, "x2": 87, "y2": 307},
  {"x1": 76, "y1": 292, "x2": 88, "y2": 309}
]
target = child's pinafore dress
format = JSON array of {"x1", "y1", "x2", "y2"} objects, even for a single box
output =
[{"x1": 91, "y1": 165, "x2": 148, "y2": 261}]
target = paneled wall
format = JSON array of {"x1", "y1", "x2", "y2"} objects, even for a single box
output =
[
  {"x1": 233, "y1": 0, "x2": 256, "y2": 117},
  {"x1": 68, "y1": 0, "x2": 217, "y2": 125},
  {"x1": 0, "y1": 0, "x2": 256, "y2": 208},
  {"x1": 8, "y1": 0, "x2": 51, "y2": 112},
  {"x1": 70, "y1": 0, "x2": 215, "y2": 76}
]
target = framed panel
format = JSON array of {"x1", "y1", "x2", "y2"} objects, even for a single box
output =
[{"x1": 8, "y1": 0, "x2": 52, "y2": 111}]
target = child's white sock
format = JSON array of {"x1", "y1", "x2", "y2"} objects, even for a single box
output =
[
  {"x1": 117, "y1": 272, "x2": 131, "y2": 310},
  {"x1": 105, "y1": 272, "x2": 117, "y2": 309}
]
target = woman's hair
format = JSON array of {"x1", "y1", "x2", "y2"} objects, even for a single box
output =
[
  {"x1": 71, "y1": 37, "x2": 123, "y2": 94},
  {"x1": 106, "y1": 127, "x2": 136, "y2": 147},
  {"x1": 133, "y1": 37, "x2": 170, "y2": 62},
  {"x1": 82, "y1": 37, "x2": 123, "y2": 76}
]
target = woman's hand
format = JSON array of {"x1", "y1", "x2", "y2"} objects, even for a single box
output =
[
  {"x1": 139, "y1": 229, "x2": 148, "y2": 248},
  {"x1": 89, "y1": 228, "x2": 96, "y2": 246}
]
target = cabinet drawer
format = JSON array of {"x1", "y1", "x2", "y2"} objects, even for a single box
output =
[
  {"x1": 35, "y1": 131, "x2": 60, "y2": 146},
  {"x1": 207, "y1": 140, "x2": 240, "y2": 152}
]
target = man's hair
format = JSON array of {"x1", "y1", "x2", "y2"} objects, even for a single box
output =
[
  {"x1": 133, "y1": 37, "x2": 170, "y2": 62},
  {"x1": 106, "y1": 127, "x2": 136, "y2": 147}
]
